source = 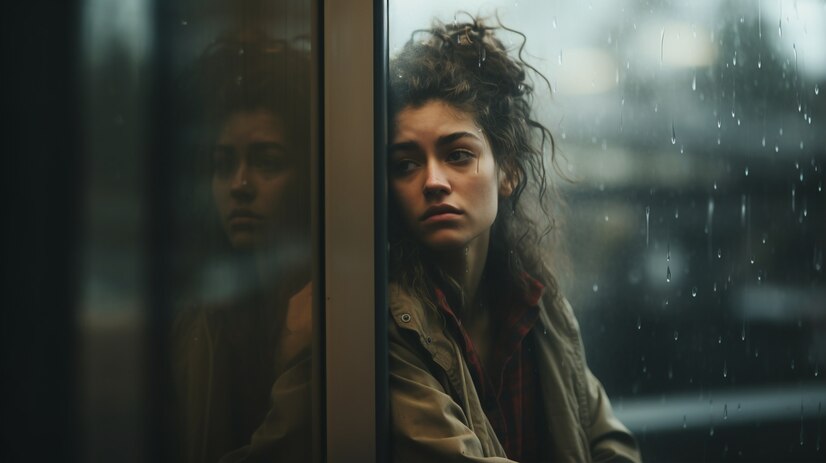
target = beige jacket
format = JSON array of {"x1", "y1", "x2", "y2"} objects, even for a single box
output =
[{"x1": 389, "y1": 284, "x2": 641, "y2": 462}]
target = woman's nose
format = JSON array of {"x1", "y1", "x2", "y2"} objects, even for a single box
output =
[
  {"x1": 230, "y1": 164, "x2": 255, "y2": 199},
  {"x1": 423, "y1": 162, "x2": 451, "y2": 196}
]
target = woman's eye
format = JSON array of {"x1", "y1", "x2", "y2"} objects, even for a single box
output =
[
  {"x1": 446, "y1": 150, "x2": 475, "y2": 164},
  {"x1": 212, "y1": 150, "x2": 235, "y2": 176},
  {"x1": 251, "y1": 153, "x2": 287, "y2": 172},
  {"x1": 392, "y1": 159, "x2": 419, "y2": 175}
]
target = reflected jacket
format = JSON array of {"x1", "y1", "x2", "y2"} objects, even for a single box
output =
[
  {"x1": 173, "y1": 285, "x2": 313, "y2": 463},
  {"x1": 389, "y1": 284, "x2": 641, "y2": 462}
]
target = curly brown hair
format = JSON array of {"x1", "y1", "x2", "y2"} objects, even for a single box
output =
[{"x1": 388, "y1": 15, "x2": 566, "y2": 311}]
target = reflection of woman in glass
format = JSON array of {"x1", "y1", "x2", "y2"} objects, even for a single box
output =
[
  {"x1": 173, "y1": 34, "x2": 312, "y2": 463},
  {"x1": 388, "y1": 18, "x2": 640, "y2": 462}
]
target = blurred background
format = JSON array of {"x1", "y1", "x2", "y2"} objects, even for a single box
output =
[
  {"x1": 2, "y1": 0, "x2": 822, "y2": 462},
  {"x1": 391, "y1": 0, "x2": 825, "y2": 461}
]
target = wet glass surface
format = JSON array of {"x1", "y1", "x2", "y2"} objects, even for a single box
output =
[{"x1": 390, "y1": 0, "x2": 824, "y2": 461}]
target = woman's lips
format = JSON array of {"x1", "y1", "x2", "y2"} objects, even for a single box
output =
[
  {"x1": 228, "y1": 210, "x2": 263, "y2": 226},
  {"x1": 420, "y1": 204, "x2": 463, "y2": 224}
]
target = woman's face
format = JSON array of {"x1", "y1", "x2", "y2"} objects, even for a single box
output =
[
  {"x1": 390, "y1": 100, "x2": 511, "y2": 252},
  {"x1": 211, "y1": 109, "x2": 302, "y2": 251}
]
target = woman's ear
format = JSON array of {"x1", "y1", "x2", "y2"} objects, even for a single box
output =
[{"x1": 498, "y1": 165, "x2": 519, "y2": 198}]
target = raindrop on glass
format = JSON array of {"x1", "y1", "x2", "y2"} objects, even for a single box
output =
[
  {"x1": 636, "y1": 316, "x2": 642, "y2": 330},
  {"x1": 713, "y1": 282, "x2": 718, "y2": 292},
  {"x1": 666, "y1": 266, "x2": 671, "y2": 283},
  {"x1": 692, "y1": 74, "x2": 697, "y2": 91},
  {"x1": 723, "y1": 361, "x2": 728, "y2": 378},
  {"x1": 741, "y1": 324, "x2": 746, "y2": 341},
  {"x1": 745, "y1": 166, "x2": 749, "y2": 176},
  {"x1": 673, "y1": 330, "x2": 679, "y2": 341},
  {"x1": 671, "y1": 121, "x2": 677, "y2": 144},
  {"x1": 645, "y1": 206, "x2": 650, "y2": 247},
  {"x1": 691, "y1": 286, "x2": 697, "y2": 297},
  {"x1": 592, "y1": 283, "x2": 599, "y2": 292},
  {"x1": 181, "y1": 19, "x2": 189, "y2": 26},
  {"x1": 682, "y1": 415, "x2": 687, "y2": 429},
  {"x1": 709, "y1": 426, "x2": 715, "y2": 436},
  {"x1": 552, "y1": 17, "x2": 557, "y2": 29},
  {"x1": 717, "y1": 119, "x2": 722, "y2": 129},
  {"x1": 816, "y1": 85, "x2": 820, "y2": 96},
  {"x1": 674, "y1": 208, "x2": 679, "y2": 219},
  {"x1": 724, "y1": 404, "x2": 728, "y2": 420},
  {"x1": 761, "y1": 136, "x2": 766, "y2": 147},
  {"x1": 717, "y1": 248, "x2": 722, "y2": 259}
]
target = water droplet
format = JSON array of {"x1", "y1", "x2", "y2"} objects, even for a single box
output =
[
  {"x1": 745, "y1": 166, "x2": 749, "y2": 176},
  {"x1": 691, "y1": 286, "x2": 698, "y2": 297},
  {"x1": 552, "y1": 17, "x2": 557, "y2": 29},
  {"x1": 666, "y1": 266, "x2": 671, "y2": 283},
  {"x1": 592, "y1": 283, "x2": 599, "y2": 292},
  {"x1": 682, "y1": 415, "x2": 687, "y2": 428},
  {"x1": 673, "y1": 330, "x2": 679, "y2": 341},
  {"x1": 778, "y1": 18, "x2": 782, "y2": 37},
  {"x1": 724, "y1": 404, "x2": 728, "y2": 420},
  {"x1": 741, "y1": 324, "x2": 746, "y2": 341},
  {"x1": 645, "y1": 206, "x2": 650, "y2": 247},
  {"x1": 660, "y1": 27, "x2": 665, "y2": 65},
  {"x1": 671, "y1": 122, "x2": 677, "y2": 144},
  {"x1": 558, "y1": 50, "x2": 563, "y2": 65},
  {"x1": 758, "y1": 57, "x2": 762, "y2": 69},
  {"x1": 181, "y1": 19, "x2": 189, "y2": 26},
  {"x1": 713, "y1": 282, "x2": 718, "y2": 292},
  {"x1": 709, "y1": 426, "x2": 715, "y2": 436},
  {"x1": 761, "y1": 136, "x2": 766, "y2": 147},
  {"x1": 717, "y1": 248, "x2": 722, "y2": 259},
  {"x1": 723, "y1": 361, "x2": 728, "y2": 378},
  {"x1": 674, "y1": 208, "x2": 679, "y2": 219},
  {"x1": 816, "y1": 85, "x2": 820, "y2": 96},
  {"x1": 238, "y1": 47, "x2": 245, "y2": 55},
  {"x1": 636, "y1": 316, "x2": 642, "y2": 330},
  {"x1": 713, "y1": 182, "x2": 717, "y2": 190},
  {"x1": 692, "y1": 74, "x2": 697, "y2": 91},
  {"x1": 717, "y1": 119, "x2": 722, "y2": 129},
  {"x1": 666, "y1": 246, "x2": 671, "y2": 262}
]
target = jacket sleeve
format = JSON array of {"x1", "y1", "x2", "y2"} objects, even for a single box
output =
[
  {"x1": 557, "y1": 299, "x2": 641, "y2": 463},
  {"x1": 218, "y1": 350, "x2": 313, "y2": 463},
  {"x1": 584, "y1": 369, "x2": 642, "y2": 462},
  {"x1": 389, "y1": 322, "x2": 515, "y2": 463}
]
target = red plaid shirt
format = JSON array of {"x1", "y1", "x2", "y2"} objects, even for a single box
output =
[{"x1": 434, "y1": 277, "x2": 548, "y2": 462}]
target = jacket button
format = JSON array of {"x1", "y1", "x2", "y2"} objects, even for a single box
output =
[{"x1": 400, "y1": 313, "x2": 411, "y2": 323}]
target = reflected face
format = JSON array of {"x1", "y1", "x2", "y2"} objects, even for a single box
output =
[
  {"x1": 390, "y1": 100, "x2": 509, "y2": 251},
  {"x1": 211, "y1": 109, "x2": 300, "y2": 250}
]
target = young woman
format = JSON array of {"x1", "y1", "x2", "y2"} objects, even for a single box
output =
[
  {"x1": 172, "y1": 35, "x2": 313, "y2": 463},
  {"x1": 387, "y1": 18, "x2": 641, "y2": 462}
]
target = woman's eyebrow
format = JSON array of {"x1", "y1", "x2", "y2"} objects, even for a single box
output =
[
  {"x1": 436, "y1": 131, "x2": 483, "y2": 147},
  {"x1": 389, "y1": 131, "x2": 483, "y2": 154},
  {"x1": 388, "y1": 140, "x2": 419, "y2": 153},
  {"x1": 249, "y1": 141, "x2": 287, "y2": 152}
]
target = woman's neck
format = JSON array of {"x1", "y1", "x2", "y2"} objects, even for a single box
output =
[{"x1": 435, "y1": 231, "x2": 491, "y2": 316}]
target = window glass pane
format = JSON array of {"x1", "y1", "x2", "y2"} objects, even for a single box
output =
[
  {"x1": 79, "y1": 1, "x2": 317, "y2": 461},
  {"x1": 388, "y1": 1, "x2": 824, "y2": 462}
]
